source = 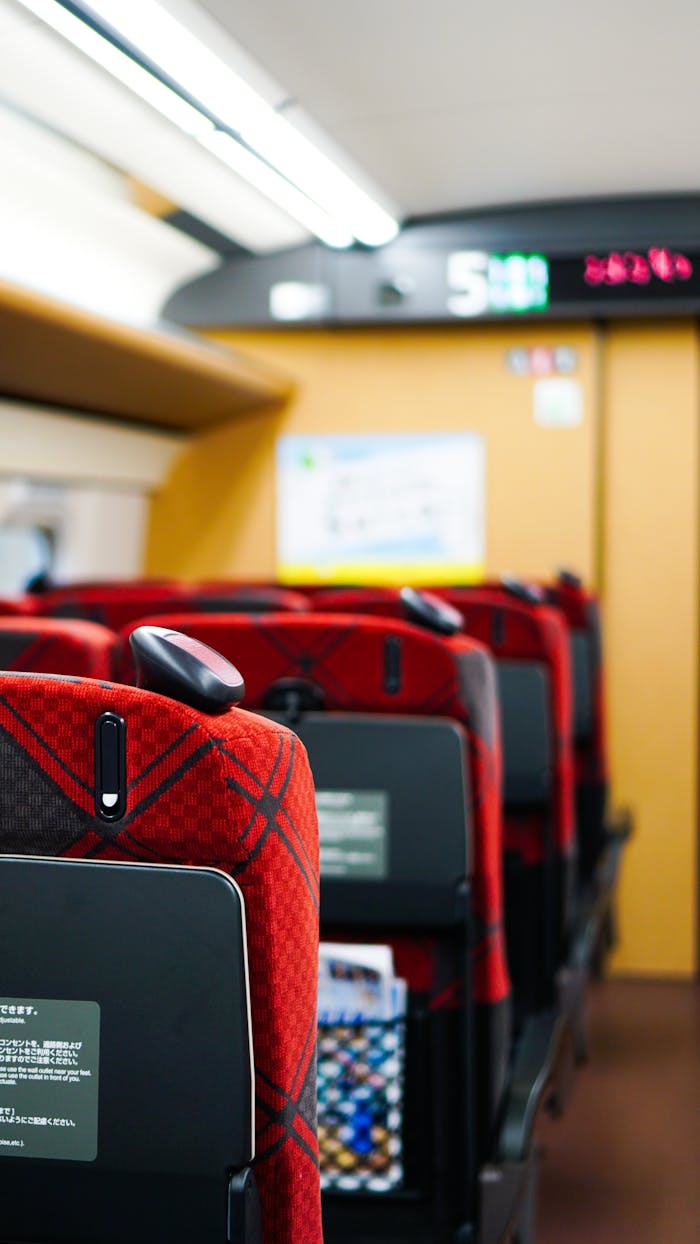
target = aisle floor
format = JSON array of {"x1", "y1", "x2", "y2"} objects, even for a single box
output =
[{"x1": 537, "y1": 979, "x2": 700, "y2": 1243}]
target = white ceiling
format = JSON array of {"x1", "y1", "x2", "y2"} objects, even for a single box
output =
[
  {"x1": 197, "y1": 0, "x2": 700, "y2": 217},
  {"x1": 1, "y1": 0, "x2": 699, "y2": 305}
]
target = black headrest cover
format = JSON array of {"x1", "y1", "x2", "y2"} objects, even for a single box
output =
[
  {"x1": 129, "y1": 626, "x2": 245, "y2": 713},
  {"x1": 399, "y1": 587, "x2": 464, "y2": 636}
]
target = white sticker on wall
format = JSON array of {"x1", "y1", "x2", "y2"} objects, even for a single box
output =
[{"x1": 533, "y1": 378, "x2": 583, "y2": 428}]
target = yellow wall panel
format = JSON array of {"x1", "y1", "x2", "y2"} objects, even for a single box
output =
[
  {"x1": 148, "y1": 324, "x2": 600, "y2": 583},
  {"x1": 603, "y1": 322, "x2": 698, "y2": 976}
]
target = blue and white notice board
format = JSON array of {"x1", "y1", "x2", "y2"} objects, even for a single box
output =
[{"x1": 276, "y1": 432, "x2": 485, "y2": 585}]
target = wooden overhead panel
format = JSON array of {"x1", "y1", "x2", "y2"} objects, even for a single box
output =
[{"x1": 0, "y1": 280, "x2": 292, "y2": 429}]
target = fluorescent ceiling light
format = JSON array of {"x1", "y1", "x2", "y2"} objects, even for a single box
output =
[
  {"x1": 200, "y1": 132, "x2": 353, "y2": 250},
  {"x1": 18, "y1": 0, "x2": 400, "y2": 247},
  {"x1": 239, "y1": 112, "x2": 399, "y2": 248},
  {"x1": 14, "y1": 0, "x2": 214, "y2": 139}
]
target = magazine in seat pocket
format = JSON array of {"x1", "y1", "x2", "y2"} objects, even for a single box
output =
[{"x1": 317, "y1": 944, "x2": 407, "y2": 1193}]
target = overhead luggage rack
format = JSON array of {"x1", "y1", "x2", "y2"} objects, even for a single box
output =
[{"x1": 0, "y1": 279, "x2": 293, "y2": 430}]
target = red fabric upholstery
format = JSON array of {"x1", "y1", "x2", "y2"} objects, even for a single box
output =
[
  {"x1": 118, "y1": 611, "x2": 509, "y2": 1010},
  {"x1": 37, "y1": 584, "x2": 187, "y2": 628},
  {"x1": 435, "y1": 588, "x2": 575, "y2": 863},
  {"x1": 313, "y1": 587, "x2": 575, "y2": 864},
  {"x1": 38, "y1": 584, "x2": 309, "y2": 630},
  {"x1": 310, "y1": 589, "x2": 576, "y2": 1017},
  {"x1": 187, "y1": 585, "x2": 310, "y2": 612},
  {"x1": 0, "y1": 596, "x2": 37, "y2": 616},
  {"x1": 0, "y1": 673, "x2": 322, "y2": 1244},
  {"x1": 542, "y1": 578, "x2": 608, "y2": 787},
  {"x1": 312, "y1": 587, "x2": 402, "y2": 614},
  {"x1": 439, "y1": 576, "x2": 607, "y2": 789},
  {"x1": 38, "y1": 578, "x2": 185, "y2": 593},
  {"x1": 0, "y1": 618, "x2": 114, "y2": 679},
  {"x1": 199, "y1": 580, "x2": 313, "y2": 605}
]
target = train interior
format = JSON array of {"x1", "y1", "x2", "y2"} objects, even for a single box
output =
[{"x1": 0, "y1": 2, "x2": 698, "y2": 1242}]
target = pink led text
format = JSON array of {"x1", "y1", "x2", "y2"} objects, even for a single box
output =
[{"x1": 584, "y1": 248, "x2": 693, "y2": 287}]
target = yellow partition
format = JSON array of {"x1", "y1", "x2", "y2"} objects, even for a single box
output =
[
  {"x1": 603, "y1": 322, "x2": 699, "y2": 976},
  {"x1": 148, "y1": 324, "x2": 600, "y2": 581}
]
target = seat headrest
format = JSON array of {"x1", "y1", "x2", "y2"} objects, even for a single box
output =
[
  {"x1": 399, "y1": 586, "x2": 464, "y2": 636},
  {"x1": 129, "y1": 625, "x2": 245, "y2": 713},
  {"x1": 499, "y1": 574, "x2": 545, "y2": 605}
]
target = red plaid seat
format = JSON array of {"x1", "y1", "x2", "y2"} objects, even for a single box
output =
[
  {"x1": 116, "y1": 609, "x2": 511, "y2": 1161},
  {"x1": 0, "y1": 668, "x2": 322, "y2": 1244},
  {"x1": 432, "y1": 588, "x2": 575, "y2": 870},
  {"x1": 37, "y1": 583, "x2": 309, "y2": 630},
  {"x1": 0, "y1": 617, "x2": 114, "y2": 679},
  {"x1": 312, "y1": 588, "x2": 575, "y2": 1016},
  {"x1": 430, "y1": 588, "x2": 574, "y2": 1021},
  {"x1": 539, "y1": 574, "x2": 608, "y2": 882},
  {"x1": 0, "y1": 595, "x2": 36, "y2": 615},
  {"x1": 314, "y1": 588, "x2": 574, "y2": 866}
]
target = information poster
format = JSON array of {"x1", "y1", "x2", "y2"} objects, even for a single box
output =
[{"x1": 276, "y1": 432, "x2": 485, "y2": 585}]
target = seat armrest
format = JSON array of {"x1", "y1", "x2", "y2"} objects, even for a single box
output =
[
  {"x1": 604, "y1": 806, "x2": 634, "y2": 843},
  {"x1": 497, "y1": 1010, "x2": 575, "y2": 1163}
]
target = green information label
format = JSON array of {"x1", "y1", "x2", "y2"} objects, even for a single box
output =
[
  {"x1": 317, "y1": 790, "x2": 389, "y2": 879},
  {"x1": 0, "y1": 998, "x2": 100, "y2": 1161}
]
